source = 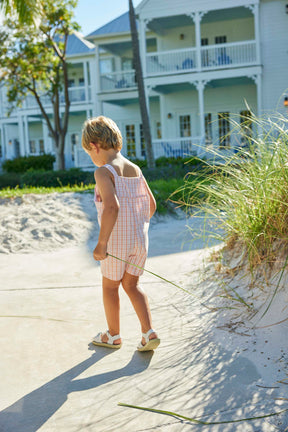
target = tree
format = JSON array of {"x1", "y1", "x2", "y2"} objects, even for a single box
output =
[
  {"x1": 0, "y1": 0, "x2": 79, "y2": 169},
  {"x1": 128, "y1": 0, "x2": 155, "y2": 168},
  {"x1": 0, "y1": 0, "x2": 42, "y2": 25}
]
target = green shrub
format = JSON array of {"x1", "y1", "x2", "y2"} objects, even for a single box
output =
[
  {"x1": 0, "y1": 172, "x2": 21, "y2": 189},
  {"x1": 131, "y1": 158, "x2": 147, "y2": 169},
  {"x1": 143, "y1": 165, "x2": 192, "y2": 181},
  {"x1": 2, "y1": 154, "x2": 56, "y2": 173},
  {"x1": 155, "y1": 156, "x2": 204, "y2": 167},
  {"x1": 21, "y1": 168, "x2": 94, "y2": 188}
]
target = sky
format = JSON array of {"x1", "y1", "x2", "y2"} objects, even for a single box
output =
[{"x1": 74, "y1": 0, "x2": 143, "y2": 36}]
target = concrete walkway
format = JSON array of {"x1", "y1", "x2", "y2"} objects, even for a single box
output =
[{"x1": 0, "y1": 215, "x2": 287, "y2": 431}]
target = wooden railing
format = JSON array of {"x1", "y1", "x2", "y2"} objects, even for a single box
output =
[
  {"x1": 147, "y1": 47, "x2": 197, "y2": 76},
  {"x1": 146, "y1": 40, "x2": 257, "y2": 76},
  {"x1": 153, "y1": 136, "x2": 205, "y2": 158},
  {"x1": 100, "y1": 70, "x2": 136, "y2": 92}
]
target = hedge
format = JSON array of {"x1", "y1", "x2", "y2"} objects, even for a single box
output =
[
  {"x1": 21, "y1": 168, "x2": 94, "y2": 188},
  {"x1": 2, "y1": 154, "x2": 56, "y2": 173}
]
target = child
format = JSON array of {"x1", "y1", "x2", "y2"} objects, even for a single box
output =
[{"x1": 82, "y1": 116, "x2": 160, "y2": 352}]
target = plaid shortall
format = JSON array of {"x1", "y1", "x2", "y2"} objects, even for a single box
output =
[{"x1": 94, "y1": 164, "x2": 150, "y2": 281}]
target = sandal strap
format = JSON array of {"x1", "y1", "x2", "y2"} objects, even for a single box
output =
[
  {"x1": 106, "y1": 330, "x2": 121, "y2": 344},
  {"x1": 142, "y1": 328, "x2": 156, "y2": 343}
]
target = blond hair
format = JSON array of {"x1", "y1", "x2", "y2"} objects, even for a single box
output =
[{"x1": 82, "y1": 116, "x2": 122, "y2": 151}]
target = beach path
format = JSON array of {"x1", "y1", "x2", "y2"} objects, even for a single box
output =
[{"x1": 0, "y1": 213, "x2": 287, "y2": 432}]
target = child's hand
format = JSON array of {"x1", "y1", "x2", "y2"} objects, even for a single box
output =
[{"x1": 93, "y1": 242, "x2": 107, "y2": 261}]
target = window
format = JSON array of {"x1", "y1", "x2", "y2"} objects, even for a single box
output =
[
  {"x1": 125, "y1": 125, "x2": 136, "y2": 158},
  {"x1": 122, "y1": 58, "x2": 133, "y2": 71},
  {"x1": 156, "y1": 121, "x2": 162, "y2": 139},
  {"x1": 201, "y1": 38, "x2": 209, "y2": 67},
  {"x1": 29, "y1": 140, "x2": 36, "y2": 154},
  {"x1": 179, "y1": 115, "x2": 191, "y2": 137},
  {"x1": 14, "y1": 139, "x2": 20, "y2": 157},
  {"x1": 39, "y1": 139, "x2": 44, "y2": 154},
  {"x1": 240, "y1": 110, "x2": 252, "y2": 147},
  {"x1": 71, "y1": 133, "x2": 79, "y2": 162},
  {"x1": 215, "y1": 36, "x2": 229, "y2": 65},
  {"x1": 205, "y1": 113, "x2": 213, "y2": 145},
  {"x1": 68, "y1": 79, "x2": 75, "y2": 88},
  {"x1": 79, "y1": 78, "x2": 85, "y2": 86},
  {"x1": 215, "y1": 36, "x2": 227, "y2": 44},
  {"x1": 218, "y1": 113, "x2": 230, "y2": 148},
  {"x1": 100, "y1": 58, "x2": 115, "y2": 74},
  {"x1": 140, "y1": 124, "x2": 145, "y2": 157}
]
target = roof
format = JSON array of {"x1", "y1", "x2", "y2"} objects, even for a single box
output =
[
  {"x1": 87, "y1": 11, "x2": 137, "y2": 38},
  {"x1": 66, "y1": 31, "x2": 95, "y2": 56}
]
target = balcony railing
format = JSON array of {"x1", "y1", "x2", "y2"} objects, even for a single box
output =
[
  {"x1": 147, "y1": 47, "x2": 197, "y2": 76},
  {"x1": 201, "y1": 40, "x2": 257, "y2": 69},
  {"x1": 24, "y1": 86, "x2": 92, "y2": 108},
  {"x1": 100, "y1": 70, "x2": 137, "y2": 92},
  {"x1": 146, "y1": 40, "x2": 257, "y2": 76},
  {"x1": 153, "y1": 136, "x2": 205, "y2": 159}
]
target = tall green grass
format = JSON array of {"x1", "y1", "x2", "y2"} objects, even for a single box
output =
[{"x1": 178, "y1": 111, "x2": 288, "y2": 271}]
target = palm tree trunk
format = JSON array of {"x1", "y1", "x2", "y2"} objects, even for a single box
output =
[{"x1": 128, "y1": 0, "x2": 155, "y2": 168}]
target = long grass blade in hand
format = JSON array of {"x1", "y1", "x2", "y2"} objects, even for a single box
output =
[{"x1": 118, "y1": 403, "x2": 288, "y2": 425}]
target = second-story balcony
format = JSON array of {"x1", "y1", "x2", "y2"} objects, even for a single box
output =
[
  {"x1": 146, "y1": 40, "x2": 257, "y2": 76},
  {"x1": 23, "y1": 86, "x2": 92, "y2": 109},
  {"x1": 100, "y1": 70, "x2": 137, "y2": 92}
]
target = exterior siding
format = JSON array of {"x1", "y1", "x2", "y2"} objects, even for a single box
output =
[
  {"x1": 137, "y1": 0, "x2": 260, "y2": 19},
  {"x1": 260, "y1": 0, "x2": 288, "y2": 115},
  {"x1": 157, "y1": 16, "x2": 254, "y2": 51}
]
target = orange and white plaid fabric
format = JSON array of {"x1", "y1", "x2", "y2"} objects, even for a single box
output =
[{"x1": 94, "y1": 164, "x2": 150, "y2": 281}]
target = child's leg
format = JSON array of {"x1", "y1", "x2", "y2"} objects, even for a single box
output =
[
  {"x1": 101, "y1": 276, "x2": 121, "y2": 345},
  {"x1": 121, "y1": 272, "x2": 158, "y2": 345}
]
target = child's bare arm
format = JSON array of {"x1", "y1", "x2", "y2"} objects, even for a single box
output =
[
  {"x1": 93, "y1": 167, "x2": 119, "y2": 260},
  {"x1": 142, "y1": 176, "x2": 157, "y2": 218}
]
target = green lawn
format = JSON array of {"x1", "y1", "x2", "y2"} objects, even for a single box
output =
[{"x1": 0, "y1": 178, "x2": 188, "y2": 214}]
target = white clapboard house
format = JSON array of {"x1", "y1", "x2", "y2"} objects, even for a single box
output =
[{"x1": 0, "y1": 0, "x2": 288, "y2": 169}]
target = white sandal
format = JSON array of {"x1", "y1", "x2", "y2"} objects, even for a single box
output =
[
  {"x1": 92, "y1": 330, "x2": 122, "y2": 349},
  {"x1": 137, "y1": 329, "x2": 160, "y2": 352}
]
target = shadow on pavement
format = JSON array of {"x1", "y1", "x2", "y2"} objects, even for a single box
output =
[{"x1": 0, "y1": 348, "x2": 153, "y2": 432}]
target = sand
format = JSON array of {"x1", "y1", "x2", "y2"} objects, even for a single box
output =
[{"x1": 0, "y1": 192, "x2": 287, "y2": 431}]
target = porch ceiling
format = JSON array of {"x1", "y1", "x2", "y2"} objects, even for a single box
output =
[
  {"x1": 202, "y1": 7, "x2": 252, "y2": 24},
  {"x1": 153, "y1": 76, "x2": 254, "y2": 94},
  {"x1": 148, "y1": 7, "x2": 252, "y2": 33},
  {"x1": 148, "y1": 14, "x2": 193, "y2": 34},
  {"x1": 154, "y1": 82, "x2": 193, "y2": 94},
  {"x1": 106, "y1": 95, "x2": 158, "y2": 106},
  {"x1": 207, "y1": 76, "x2": 255, "y2": 88},
  {"x1": 101, "y1": 38, "x2": 156, "y2": 56}
]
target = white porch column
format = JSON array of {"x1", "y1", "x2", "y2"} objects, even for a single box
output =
[
  {"x1": 95, "y1": 44, "x2": 101, "y2": 94},
  {"x1": 0, "y1": 123, "x2": 6, "y2": 160},
  {"x1": 247, "y1": 3, "x2": 260, "y2": 64},
  {"x1": 89, "y1": 59, "x2": 98, "y2": 116},
  {"x1": 249, "y1": 73, "x2": 262, "y2": 117},
  {"x1": 139, "y1": 19, "x2": 148, "y2": 77},
  {"x1": 190, "y1": 11, "x2": 206, "y2": 71},
  {"x1": 23, "y1": 116, "x2": 30, "y2": 154},
  {"x1": 83, "y1": 61, "x2": 89, "y2": 102},
  {"x1": 17, "y1": 115, "x2": 26, "y2": 156},
  {"x1": 195, "y1": 80, "x2": 207, "y2": 144},
  {"x1": 42, "y1": 119, "x2": 49, "y2": 153},
  {"x1": 159, "y1": 94, "x2": 166, "y2": 139}
]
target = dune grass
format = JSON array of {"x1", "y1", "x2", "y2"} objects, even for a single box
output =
[{"x1": 174, "y1": 111, "x2": 288, "y2": 271}]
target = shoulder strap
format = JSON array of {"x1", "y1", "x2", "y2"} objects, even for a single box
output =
[{"x1": 103, "y1": 164, "x2": 118, "y2": 178}]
